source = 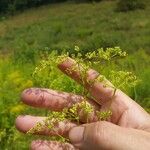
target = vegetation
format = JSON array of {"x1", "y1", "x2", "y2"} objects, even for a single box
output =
[
  {"x1": 0, "y1": 0, "x2": 102, "y2": 15},
  {"x1": 117, "y1": 0, "x2": 146, "y2": 12},
  {"x1": 0, "y1": 1, "x2": 150, "y2": 55},
  {"x1": 0, "y1": 0, "x2": 67, "y2": 15},
  {"x1": 0, "y1": 0, "x2": 150, "y2": 149},
  {"x1": 27, "y1": 47, "x2": 138, "y2": 142}
]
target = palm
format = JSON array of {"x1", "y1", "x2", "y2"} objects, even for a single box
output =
[{"x1": 103, "y1": 90, "x2": 150, "y2": 131}]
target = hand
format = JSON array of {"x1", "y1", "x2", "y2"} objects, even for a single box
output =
[{"x1": 16, "y1": 58, "x2": 150, "y2": 150}]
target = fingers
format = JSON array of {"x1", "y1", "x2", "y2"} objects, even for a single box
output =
[
  {"x1": 22, "y1": 88, "x2": 100, "y2": 111},
  {"x1": 21, "y1": 88, "x2": 100, "y2": 123},
  {"x1": 15, "y1": 115, "x2": 76, "y2": 137},
  {"x1": 58, "y1": 57, "x2": 117, "y2": 105},
  {"x1": 31, "y1": 140, "x2": 77, "y2": 150},
  {"x1": 69, "y1": 121, "x2": 150, "y2": 150},
  {"x1": 21, "y1": 88, "x2": 83, "y2": 111}
]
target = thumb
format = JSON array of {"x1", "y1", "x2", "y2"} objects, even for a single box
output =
[{"x1": 69, "y1": 121, "x2": 149, "y2": 150}]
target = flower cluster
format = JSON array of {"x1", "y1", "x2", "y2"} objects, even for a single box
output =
[{"x1": 28, "y1": 46, "x2": 139, "y2": 142}]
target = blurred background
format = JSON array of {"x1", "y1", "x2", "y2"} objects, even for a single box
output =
[{"x1": 0, "y1": 0, "x2": 150, "y2": 149}]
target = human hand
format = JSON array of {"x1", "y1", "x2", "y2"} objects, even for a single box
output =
[{"x1": 16, "y1": 58, "x2": 150, "y2": 150}]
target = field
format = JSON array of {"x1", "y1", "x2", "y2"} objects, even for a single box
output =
[{"x1": 0, "y1": 1, "x2": 150, "y2": 149}]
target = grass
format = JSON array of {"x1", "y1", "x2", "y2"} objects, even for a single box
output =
[
  {"x1": 0, "y1": 1, "x2": 150, "y2": 54},
  {"x1": 0, "y1": 0, "x2": 150, "y2": 149}
]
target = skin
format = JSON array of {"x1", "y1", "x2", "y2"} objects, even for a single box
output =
[{"x1": 16, "y1": 58, "x2": 150, "y2": 150}]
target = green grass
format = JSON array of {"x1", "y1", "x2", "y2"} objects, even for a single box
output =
[
  {"x1": 0, "y1": 1, "x2": 150, "y2": 54},
  {"x1": 0, "y1": 1, "x2": 150, "y2": 149}
]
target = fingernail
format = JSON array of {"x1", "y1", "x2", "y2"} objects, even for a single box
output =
[{"x1": 69, "y1": 126, "x2": 84, "y2": 144}]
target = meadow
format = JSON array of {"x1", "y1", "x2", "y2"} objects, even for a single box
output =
[{"x1": 0, "y1": 0, "x2": 150, "y2": 149}]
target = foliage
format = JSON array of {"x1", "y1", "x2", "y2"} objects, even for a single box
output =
[
  {"x1": 0, "y1": 1, "x2": 149, "y2": 149},
  {"x1": 0, "y1": 50, "x2": 149, "y2": 149},
  {"x1": 75, "y1": 0, "x2": 102, "y2": 3},
  {"x1": 0, "y1": 0, "x2": 103, "y2": 15},
  {"x1": 0, "y1": 0, "x2": 67, "y2": 15},
  {"x1": 29, "y1": 46, "x2": 139, "y2": 142},
  {"x1": 0, "y1": 59, "x2": 34, "y2": 149},
  {"x1": 0, "y1": 1, "x2": 150, "y2": 55},
  {"x1": 117, "y1": 0, "x2": 146, "y2": 12}
]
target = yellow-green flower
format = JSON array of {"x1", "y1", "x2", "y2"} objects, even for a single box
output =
[{"x1": 10, "y1": 104, "x2": 25, "y2": 113}]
